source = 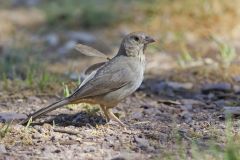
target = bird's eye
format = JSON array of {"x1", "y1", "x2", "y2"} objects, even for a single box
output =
[{"x1": 133, "y1": 36, "x2": 139, "y2": 42}]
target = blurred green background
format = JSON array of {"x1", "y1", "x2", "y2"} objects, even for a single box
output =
[{"x1": 0, "y1": 0, "x2": 240, "y2": 93}]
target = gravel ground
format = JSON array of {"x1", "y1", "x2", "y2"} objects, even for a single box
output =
[{"x1": 1, "y1": 77, "x2": 239, "y2": 159}]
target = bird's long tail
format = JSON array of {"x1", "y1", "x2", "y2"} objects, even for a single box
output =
[{"x1": 20, "y1": 98, "x2": 70, "y2": 125}]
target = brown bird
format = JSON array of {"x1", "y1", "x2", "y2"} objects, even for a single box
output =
[{"x1": 20, "y1": 32, "x2": 155, "y2": 126}]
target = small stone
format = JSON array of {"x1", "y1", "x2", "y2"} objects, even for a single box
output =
[
  {"x1": 131, "y1": 112, "x2": 143, "y2": 120},
  {"x1": 133, "y1": 135, "x2": 150, "y2": 150},
  {"x1": 17, "y1": 99, "x2": 24, "y2": 103},
  {"x1": 223, "y1": 106, "x2": 240, "y2": 115},
  {"x1": 180, "y1": 111, "x2": 192, "y2": 123},
  {"x1": 180, "y1": 104, "x2": 193, "y2": 111},
  {"x1": 54, "y1": 149, "x2": 61, "y2": 153},
  {"x1": 180, "y1": 99, "x2": 204, "y2": 105},
  {"x1": 151, "y1": 81, "x2": 193, "y2": 94},
  {"x1": 157, "y1": 99, "x2": 181, "y2": 105},
  {"x1": 32, "y1": 131, "x2": 42, "y2": 139},
  {"x1": 233, "y1": 85, "x2": 240, "y2": 93},
  {"x1": 202, "y1": 83, "x2": 232, "y2": 94},
  {"x1": 214, "y1": 100, "x2": 229, "y2": 107},
  {"x1": 27, "y1": 96, "x2": 41, "y2": 103},
  {"x1": 166, "y1": 81, "x2": 193, "y2": 90},
  {"x1": 104, "y1": 135, "x2": 116, "y2": 145},
  {"x1": 0, "y1": 112, "x2": 27, "y2": 122},
  {"x1": 0, "y1": 144, "x2": 7, "y2": 153},
  {"x1": 83, "y1": 146, "x2": 95, "y2": 153}
]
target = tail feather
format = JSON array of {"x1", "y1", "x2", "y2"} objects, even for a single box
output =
[{"x1": 20, "y1": 99, "x2": 69, "y2": 125}]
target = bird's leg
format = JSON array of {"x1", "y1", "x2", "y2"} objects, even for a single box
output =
[
  {"x1": 106, "y1": 108, "x2": 125, "y2": 126},
  {"x1": 100, "y1": 106, "x2": 110, "y2": 122}
]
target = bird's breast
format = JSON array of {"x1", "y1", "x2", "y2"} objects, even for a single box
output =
[{"x1": 128, "y1": 56, "x2": 145, "y2": 91}]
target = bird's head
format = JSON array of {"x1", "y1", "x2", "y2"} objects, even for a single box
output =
[{"x1": 118, "y1": 32, "x2": 155, "y2": 57}]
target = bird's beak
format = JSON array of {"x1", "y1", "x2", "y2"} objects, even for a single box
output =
[{"x1": 145, "y1": 36, "x2": 155, "y2": 44}]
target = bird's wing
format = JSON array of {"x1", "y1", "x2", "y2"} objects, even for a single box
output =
[
  {"x1": 75, "y1": 44, "x2": 111, "y2": 60},
  {"x1": 84, "y1": 62, "x2": 106, "y2": 75},
  {"x1": 69, "y1": 60, "x2": 132, "y2": 100}
]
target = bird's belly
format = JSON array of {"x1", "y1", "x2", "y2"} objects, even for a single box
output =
[{"x1": 99, "y1": 70, "x2": 144, "y2": 106}]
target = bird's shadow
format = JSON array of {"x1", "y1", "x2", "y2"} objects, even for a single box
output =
[
  {"x1": 33, "y1": 111, "x2": 107, "y2": 127},
  {"x1": 142, "y1": 78, "x2": 239, "y2": 103}
]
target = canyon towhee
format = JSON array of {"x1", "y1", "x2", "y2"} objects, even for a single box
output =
[{"x1": 20, "y1": 32, "x2": 155, "y2": 126}]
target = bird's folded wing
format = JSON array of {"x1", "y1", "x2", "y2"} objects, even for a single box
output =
[
  {"x1": 69, "y1": 67, "x2": 131, "y2": 100},
  {"x1": 84, "y1": 62, "x2": 106, "y2": 75}
]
